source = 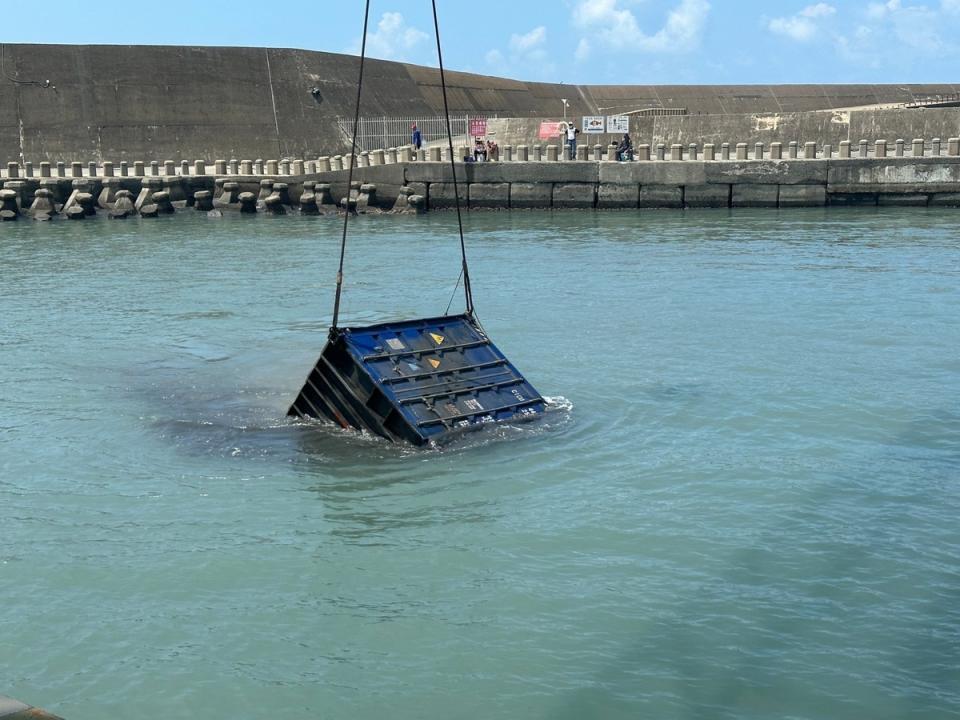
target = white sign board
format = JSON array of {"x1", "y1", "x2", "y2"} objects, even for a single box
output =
[
  {"x1": 582, "y1": 116, "x2": 606, "y2": 134},
  {"x1": 607, "y1": 115, "x2": 630, "y2": 133}
]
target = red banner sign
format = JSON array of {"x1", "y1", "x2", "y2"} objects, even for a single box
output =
[{"x1": 539, "y1": 121, "x2": 564, "y2": 139}]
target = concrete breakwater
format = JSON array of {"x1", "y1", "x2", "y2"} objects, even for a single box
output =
[{"x1": 3, "y1": 141, "x2": 960, "y2": 221}]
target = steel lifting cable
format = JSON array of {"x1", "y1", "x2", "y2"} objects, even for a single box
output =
[
  {"x1": 431, "y1": 0, "x2": 474, "y2": 318},
  {"x1": 330, "y1": 0, "x2": 371, "y2": 331},
  {"x1": 331, "y1": 0, "x2": 475, "y2": 330}
]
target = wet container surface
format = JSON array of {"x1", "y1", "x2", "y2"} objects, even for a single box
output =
[{"x1": 287, "y1": 313, "x2": 546, "y2": 445}]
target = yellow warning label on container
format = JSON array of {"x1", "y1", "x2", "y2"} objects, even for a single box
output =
[
  {"x1": 430, "y1": 333, "x2": 445, "y2": 345},
  {"x1": 428, "y1": 358, "x2": 441, "y2": 369}
]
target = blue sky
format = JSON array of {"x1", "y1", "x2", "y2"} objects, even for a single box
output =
[{"x1": 4, "y1": 0, "x2": 960, "y2": 84}]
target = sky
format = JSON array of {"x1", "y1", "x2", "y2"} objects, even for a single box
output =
[{"x1": 3, "y1": 0, "x2": 960, "y2": 85}]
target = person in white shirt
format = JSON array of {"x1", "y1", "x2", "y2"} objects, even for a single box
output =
[{"x1": 563, "y1": 122, "x2": 580, "y2": 160}]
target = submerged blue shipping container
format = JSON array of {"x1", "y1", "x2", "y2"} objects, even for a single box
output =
[{"x1": 288, "y1": 314, "x2": 546, "y2": 445}]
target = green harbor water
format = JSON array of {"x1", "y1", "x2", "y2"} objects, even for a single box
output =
[{"x1": 1, "y1": 208, "x2": 959, "y2": 719}]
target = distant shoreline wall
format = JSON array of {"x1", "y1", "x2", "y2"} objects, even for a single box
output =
[
  {"x1": 488, "y1": 108, "x2": 960, "y2": 151},
  {"x1": 1, "y1": 43, "x2": 958, "y2": 163}
]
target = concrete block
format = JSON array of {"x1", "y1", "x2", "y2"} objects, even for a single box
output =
[
  {"x1": 103, "y1": 161, "x2": 114, "y2": 177},
  {"x1": 575, "y1": 145, "x2": 588, "y2": 161},
  {"x1": 788, "y1": 141, "x2": 799, "y2": 159},
  {"x1": 929, "y1": 192, "x2": 960, "y2": 206},
  {"x1": 913, "y1": 139, "x2": 924, "y2": 157},
  {"x1": 516, "y1": 145, "x2": 528, "y2": 162},
  {"x1": 330, "y1": 156, "x2": 342, "y2": 171},
  {"x1": 671, "y1": 144, "x2": 684, "y2": 161},
  {"x1": 859, "y1": 139, "x2": 869, "y2": 157},
  {"x1": 532, "y1": 145, "x2": 543, "y2": 162},
  {"x1": 385, "y1": 148, "x2": 397, "y2": 164},
  {"x1": 40, "y1": 162, "x2": 51, "y2": 178},
  {"x1": 547, "y1": 145, "x2": 559, "y2": 162},
  {"x1": 731, "y1": 184, "x2": 778, "y2": 207},
  {"x1": 6, "y1": 162, "x2": 18, "y2": 179},
  {"x1": 214, "y1": 159, "x2": 227, "y2": 174},
  {"x1": 592, "y1": 144, "x2": 603, "y2": 161},
  {"x1": 56, "y1": 161, "x2": 65, "y2": 178},
  {"x1": 688, "y1": 144, "x2": 698, "y2": 160},
  {"x1": 193, "y1": 190, "x2": 214, "y2": 211},
  {"x1": 406, "y1": 182, "x2": 428, "y2": 202},
  {"x1": 638, "y1": 185, "x2": 683, "y2": 209},
  {"x1": 87, "y1": 161, "x2": 98, "y2": 177},
  {"x1": 306, "y1": 161, "x2": 316, "y2": 174},
  {"x1": 702, "y1": 144, "x2": 714, "y2": 161},
  {"x1": 266, "y1": 160, "x2": 279, "y2": 174},
  {"x1": 509, "y1": 182, "x2": 552, "y2": 208},
  {"x1": 150, "y1": 161, "x2": 160, "y2": 176},
  {"x1": 736, "y1": 143, "x2": 748, "y2": 160},
  {"x1": 230, "y1": 159, "x2": 240, "y2": 174},
  {"x1": 180, "y1": 160, "x2": 190, "y2": 176},
  {"x1": 878, "y1": 193, "x2": 929, "y2": 206},
  {"x1": 656, "y1": 144, "x2": 666, "y2": 161},
  {"x1": 755, "y1": 143, "x2": 764, "y2": 160},
  {"x1": 239, "y1": 160, "x2": 251, "y2": 174},
  {"x1": 637, "y1": 144, "x2": 652, "y2": 161},
  {"x1": 427, "y1": 182, "x2": 464, "y2": 209},
  {"x1": 606, "y1": 144, "x2": 618, "y2": 162},
  {"x1": 720, "y1": 143, "x2": 730, "y2": 160},
  {"x1": 292, "y1": 160, "x2": 305, "y2": 175},
  {"x1": 71, "y1": 162, "x2": 83, "y2": 177},
  {"x1": 597, "y1": 183, "x2": 639, "y2": 208},
  {"x1": 24, "y1": 162, "x2": 33, "y2": 177},
  {"x1": 823, "y1": 144, "x2": 833, "y2": 158},
  {"x1": 163, "y1": 160, "x2": 175, "y2": 175},
  {"x1": 875, "y1": 140, "x2": 887, "y2": 158},
  {"x1": 839, "y1": 141, "x2": 851, "y2": 159},
  {"x1": 317, "y1": 156, "x2": 331, "y2": 172},
  {"x1": 778, "y1": 184, "x2": 827, "y2": 207},
  {"x1": 804, "y1": 142, "x2": 817, "y2": 159},
  {"x1": 430, "y1": 147, "x2": 442, "y2": 162},
  {"x1": 895, "y1": 139, "x2": 905, "y2": 157},
  {"x1": 828, "y1": 192, "x2": 878, "y2": 206},
  {"x1": 254, "y1": 159, "x2": 265, "y2": 174},
  {"x1": 770, "y1": 142, "x2": 783, "y2": 160},
  {"x1": 119, "y1": 161, "x2": 129, "y2": 177},
  {"x1": 552, "y1": 183, "x2": 596, "y2": 208},
  {"x1": 932, "y1": 138, "x2": 941, "y2": 156},
  {"x1": 468, "y1": 182, "x2": 510, "y2": 209},
  {"x1": 683, "y1": 184, "x2": 729, "y2": 208},
  {"x1": 948, "y1": 138, "x2": 960, "y2": 157},
  {"x1": 370, "y1": 149, "x2": 385, "y2": 166},
  {"x1": 134, "y1": 161, "x2": 145, "y2": 176}
]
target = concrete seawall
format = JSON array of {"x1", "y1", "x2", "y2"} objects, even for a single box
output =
[{"x1": 3, "y1": 153, "x2": 960, "y2": 220}]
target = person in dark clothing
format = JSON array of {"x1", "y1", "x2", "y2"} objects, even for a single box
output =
[
  {"x1": 616, "y1": 133, "x2": 634, "y2": 161},
  {"x1": 411, "y1": 123, "x2": 422, "y2": 151}
]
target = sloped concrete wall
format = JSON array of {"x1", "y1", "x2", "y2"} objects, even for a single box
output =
[{"x1": 1, "y1": 43, "x2": 958, "y2": 163}]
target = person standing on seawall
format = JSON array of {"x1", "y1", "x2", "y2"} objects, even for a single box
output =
[
  {"x1": 564, "y1": 122, "x2": 580, "y2": 160},
  {"x1": 412, "y1": 123, "x2": 422, "y2": 151}
]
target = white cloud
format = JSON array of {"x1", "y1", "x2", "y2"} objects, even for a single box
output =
[
  {"x1": 575, "y1": 38, "x2": 592, "y2": 62},
  {"x1": 485, "y1": 25, "x2": 555, "y2": 79},
  {"x1": 358, "y1": 12, "x2": 428, "y2": 61},
  {"x1": 510, "y1": 26, "x2": 547, "y2": 53},
  {"x1": 943, "y1": 0, "x2": 960, "y2": 13},
  {"x1": 572, "y1": 0, "x2": 710, "y2": 53},
  {"x1": 768, "y1": 3, "x2": 836, "y2": 41}
]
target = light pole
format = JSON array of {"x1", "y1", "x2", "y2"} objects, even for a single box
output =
[{"x1": 561, "y1": 98, "x2": 569, "y2": 120}]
